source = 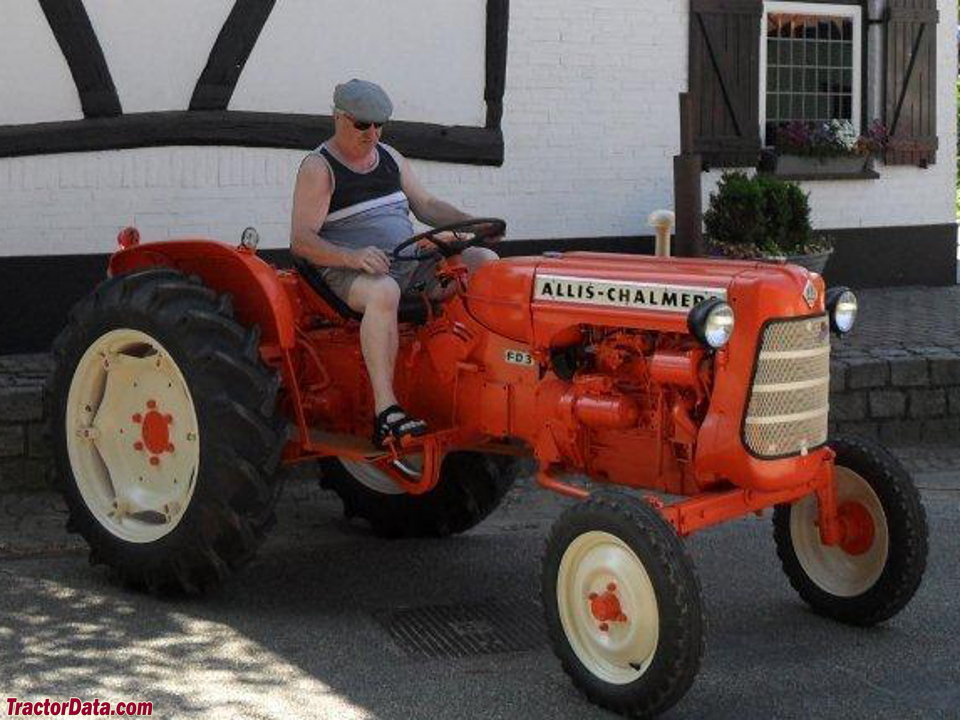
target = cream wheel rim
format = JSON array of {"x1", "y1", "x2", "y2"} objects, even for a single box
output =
[
  {"x1": 557, "y1": 531, "x2": 660, "y2": 684},
  {"x1": 65, "y1": 328, "x2": 200, "y2": 543},
  {"x1": 790, "y1": 466, "x2": 889, "y2": 597}
]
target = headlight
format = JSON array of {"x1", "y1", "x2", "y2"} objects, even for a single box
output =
[
  {"x1": 826, "y1": 286, "x2": 857, "y2": 334},
  {"x1": 688, "y1": 298, "x2": 735, "y2": 349}
]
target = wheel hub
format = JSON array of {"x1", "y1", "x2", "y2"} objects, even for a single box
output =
[
  {"x1": 589, "y1": 583, "x2": 629, "y2": 631},
  {"x1": 134, "y1": 401, "x2": 175, "y2": 462},
  {"x1": 837, "y1": 501, "x2": 875, "y2": 556}
]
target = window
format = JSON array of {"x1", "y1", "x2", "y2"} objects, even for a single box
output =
[{"x1": 759, "y1": 2, "x2": 862, "y2": 146}]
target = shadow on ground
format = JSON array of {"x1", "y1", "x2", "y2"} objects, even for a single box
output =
[{"x1": 1, "y1": 469, "x2": 958, "y2": 719}]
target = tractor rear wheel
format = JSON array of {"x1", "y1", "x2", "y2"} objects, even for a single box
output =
[
  {"x1": 319, "y1": 452, "x2": 518, "y2": 537},
  {"x1": 47, "y1": 268, "x2": 284, "y2": 593},
  {"x1": 541, "y1": 490, "x2": 704, "y2": 718},
  {"x1": 773, "y1": 436, "x2": 928, "y2": 626}
]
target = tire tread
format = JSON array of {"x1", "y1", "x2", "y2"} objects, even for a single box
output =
[
  {"x1": 46, "y1": 268, "x2": 284, "y2": 595},
  {"x1": 773, "y1": 436, "x2": 928, "y2": 626}
]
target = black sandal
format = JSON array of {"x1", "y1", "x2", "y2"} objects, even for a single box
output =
[{"x1": 373, "y1": 404, "x2": 429, "y2": 448}]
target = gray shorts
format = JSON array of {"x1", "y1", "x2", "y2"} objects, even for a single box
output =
[{"x1": 319, "y1": 257, "x2": 442, "y2": 304}]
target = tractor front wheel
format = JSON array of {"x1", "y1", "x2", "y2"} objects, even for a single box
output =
[
  {"x1": 773, "y1": 436, "x2": 928, "y2": 626},
  {"x1": 47, "y1": 268, "x2": 284, "y2": 593},
  {"x1": 541, "y1": 490, "x2": 703, "y2": 718}
]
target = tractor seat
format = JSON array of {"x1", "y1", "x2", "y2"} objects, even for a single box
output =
[{"x1": 294, "y1": 258, "x2": 436, "y2": 325}]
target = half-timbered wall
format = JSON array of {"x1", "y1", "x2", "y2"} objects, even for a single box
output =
[
  {"x1": 0, "y1": 0, "x2": 955, "y2": 351},
  {"x1": 0, "y1": 0, "x2": 954, "y2": 251}
]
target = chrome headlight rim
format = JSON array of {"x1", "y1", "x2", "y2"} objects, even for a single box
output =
[
  {"x1": 826, "y1": 286, "x2": 857, "y2": 334},
  {"x1": 688, "y1": 298, "x2": 735, "y2": 349}
]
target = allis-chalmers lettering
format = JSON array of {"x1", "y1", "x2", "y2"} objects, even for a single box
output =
[{"x1": 534, "y1": 274, "x2": 727, "y2": 311}]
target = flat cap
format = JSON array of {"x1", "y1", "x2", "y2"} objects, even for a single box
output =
[{"x1": 334, "y1": 79, "x2": 393, "y2": 124}]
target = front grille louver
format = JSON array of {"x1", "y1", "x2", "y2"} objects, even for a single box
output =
[{"x1": 744, "y1": 316, "x2": 830, "y2": 458}]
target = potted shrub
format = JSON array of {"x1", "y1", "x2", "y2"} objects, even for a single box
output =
[
  {"x1": 704, "y1": 171, "x2": 833, "y2": 273},
  {"x1": 773, "y1": 119, "x2": 888, "y2": 176}
]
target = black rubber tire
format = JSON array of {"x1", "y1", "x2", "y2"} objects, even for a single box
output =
[
  {"x1": 46, "y1": 268, "x2": 285, "y2": 594},
  {"x1": 773, "y1": 436, "x2": 928, "y2": 626},
  {"x1": 541, "y1": 490, "x2": 704, "y2": 719},
  {"x1": 319, "y1": 452, "x2": 519, "y2": 538}
]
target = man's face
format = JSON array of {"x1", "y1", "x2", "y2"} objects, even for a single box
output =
[{"x1": 335, "y1": 111, "x2": 384, "y2": 156}]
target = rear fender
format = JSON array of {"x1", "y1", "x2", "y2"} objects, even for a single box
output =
[{"x1": 109, "y1": 240, "x2": 296, "y2": 349}]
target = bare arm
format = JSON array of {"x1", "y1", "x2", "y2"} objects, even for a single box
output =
[
  {"x1": 400, "y1": 157, "x2": 472, "y2": 227},
  {"x1": 289, "y1": 156, "x2": 389, "y2": 274}
]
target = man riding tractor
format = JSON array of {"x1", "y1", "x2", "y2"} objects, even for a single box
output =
[{"x1": 290, "y1": 79, "x2": 498, "y2": 448}]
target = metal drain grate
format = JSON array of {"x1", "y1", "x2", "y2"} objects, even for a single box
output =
[{"x1": 378, "y1": 601, "x2": 546, "y2": 659}]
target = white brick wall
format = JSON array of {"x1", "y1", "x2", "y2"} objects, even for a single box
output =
[{"x1": 0, "y1": 0, "x2": 954, "y2": 258}]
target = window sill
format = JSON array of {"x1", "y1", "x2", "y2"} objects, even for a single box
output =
[
  {"x1": 757, "y1": 151, "x2": 880, "y2": 181},
  {"x1": 759, "y1": 169, "x2": 880, "y2": 182}
]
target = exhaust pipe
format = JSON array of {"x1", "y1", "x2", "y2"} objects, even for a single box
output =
[{"x1": 648, "y1": 210, "x2": 675, "y2": 257}]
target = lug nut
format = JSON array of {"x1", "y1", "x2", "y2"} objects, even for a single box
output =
[
  {"x1": 149, "y1": 457, "x2": 160, "y2": 466},
  {"x1": 147, "y1": 400, "x2": 157, "y2": 409},
  {"x1": 134, "y1": 441, "x2": 144, "y2": 451},
  {"x1": 607, "y1": 582, "x2": 617, "y2": 592},
  {"x1": 598, "y1": 623, "x2": 609, "y2": 632},
  {"x1": 132, "y1": 413, "x2": 142, "y2": 423}
]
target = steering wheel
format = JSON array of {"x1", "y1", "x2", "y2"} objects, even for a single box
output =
[{"x1": 392, "y1": 218, "x2": 506, "y2": 261}]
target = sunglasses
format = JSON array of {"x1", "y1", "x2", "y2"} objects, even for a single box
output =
[{"x1": 340, "y1": 112, "x2": 384, "y2": 131}]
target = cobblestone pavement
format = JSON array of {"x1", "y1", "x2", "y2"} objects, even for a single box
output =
[
  {"x1": 841, "y1": 285, "x2": 960, "y2": 351},
  {"x1": 2, "y1": 443, "x2": 957, "y2": 559}
]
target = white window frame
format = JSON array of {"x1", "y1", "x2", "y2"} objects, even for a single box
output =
[{"x1": 759, "y1": 1, "x2": 863, "y2": 145}]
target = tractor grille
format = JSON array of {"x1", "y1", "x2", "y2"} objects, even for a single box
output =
[{"x1": 744, "y1": 315, "x2": 830, "y2": 458}]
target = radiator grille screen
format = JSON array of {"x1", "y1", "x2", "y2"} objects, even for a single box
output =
[{"x1": 744, "y1": 316, "x2": 830, "y2": 458}]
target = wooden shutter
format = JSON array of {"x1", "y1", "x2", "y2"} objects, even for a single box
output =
[
  {"x1": 884, "y1": 0, "x2": 939, "y2": 166},
  {"x1": 689, "y1": 0, "x2": 762, "y2": 167}
]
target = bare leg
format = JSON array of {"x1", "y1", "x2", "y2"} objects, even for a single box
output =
[{"x1": 346, "y1": 275, "x2": 402, "y2": 414}]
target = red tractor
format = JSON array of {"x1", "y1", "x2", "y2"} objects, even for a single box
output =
[{"x1": 47, "y1": 220, "x2": 928, "y2": 718}]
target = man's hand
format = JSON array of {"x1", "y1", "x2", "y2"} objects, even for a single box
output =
[
  {"x1": 416, "y1": 231, "x2": 460, "y2": 250},
  {"x1": 348, "y1": 246, "x2": 391, "y2": 274},
  {"x1": 416, "y1": 228, "x2": 503, "y2": 252}
]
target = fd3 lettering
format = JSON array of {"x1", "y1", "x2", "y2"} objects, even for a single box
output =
[{"x1": 505, "y1": 350, "x2": 534, "y2": 366}]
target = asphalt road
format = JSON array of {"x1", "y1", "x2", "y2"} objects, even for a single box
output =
[{"x1": 0, "y1": 468, "x2": 957, "y2": 720}]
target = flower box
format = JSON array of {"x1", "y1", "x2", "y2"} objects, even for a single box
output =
[
  {"x1": 770, "y1": 120, "x2": 888, "y2": 179},
  {"x1": 774, "y1": 154, "x2": 869, "y2": 176}
]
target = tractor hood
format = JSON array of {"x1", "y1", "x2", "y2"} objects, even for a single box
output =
[{"x1": 465, "y1": 251, "x2": 826, "y2": 347}]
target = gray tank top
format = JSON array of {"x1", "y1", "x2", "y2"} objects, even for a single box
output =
[{"x1": 314, "y1": 142, "x2": 414, "y2": 254}]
